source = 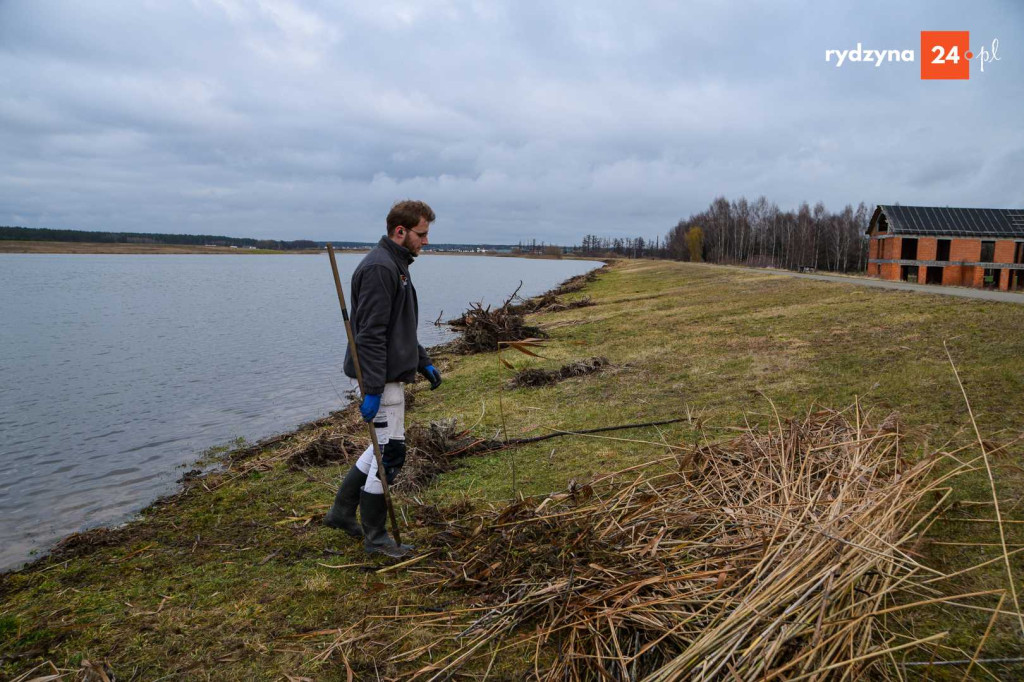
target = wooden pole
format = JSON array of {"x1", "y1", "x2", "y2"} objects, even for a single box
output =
[{"x1": 326, "y1": 244, "x2": 402, "y2": 546}]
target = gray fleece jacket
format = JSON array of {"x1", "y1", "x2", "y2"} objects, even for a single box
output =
[{"x1": 343, "y1": 237, "x2": 432, "y2": 395}]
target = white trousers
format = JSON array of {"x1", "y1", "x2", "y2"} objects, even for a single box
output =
[{"x1": 355, "y1": 382, "x2": 405, "y2": 494}]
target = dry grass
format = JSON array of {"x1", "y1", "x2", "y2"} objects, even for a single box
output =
[{"x1": 326, "y1": 406, "x2": 1010, "y2": 680}]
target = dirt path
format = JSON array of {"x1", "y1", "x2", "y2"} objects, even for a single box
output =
[{"x1": 720, "y1": 264, "x2": 1024, "y2": 304}]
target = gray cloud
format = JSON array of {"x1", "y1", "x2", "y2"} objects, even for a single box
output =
[{"x1": 1, "y1": 0, "x2": 1021, "y2": 243}]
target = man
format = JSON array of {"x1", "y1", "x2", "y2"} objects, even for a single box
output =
[{"x1": 325, "y1": 200, "x2": 442, "y2": 558}]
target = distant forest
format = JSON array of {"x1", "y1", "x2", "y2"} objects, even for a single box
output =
[
  {"x1": 575, "y1": 197, "x2": 872, "y2": 273},
  {"x1": 0, "y1": 225, "x2": 514, "y2": 252},
  {"x1": 0, "y1": 226, "x2": 321, "y2": 251},
  {"x1": 7, "y1": 198, "x2": 875, "y2": 273}
]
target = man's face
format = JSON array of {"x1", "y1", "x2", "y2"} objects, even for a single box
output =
[{"x1": 400, "y1": 217, "x2": 430, "y2": 256}]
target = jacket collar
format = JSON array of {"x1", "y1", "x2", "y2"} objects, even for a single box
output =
[{"x1": 378, "y1": 236, "x2": 415, "y2": 266}]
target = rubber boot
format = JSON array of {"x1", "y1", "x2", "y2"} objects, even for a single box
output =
[
  {"x1": 324, "y1": 466, "x2": 367, "y2": 538},
  {"x1": 360, "y1": 489, "x2": 414, "y2": 558}
]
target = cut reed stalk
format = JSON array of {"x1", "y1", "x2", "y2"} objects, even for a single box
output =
[{"x1": 322, "y1": 407, "x2": 1011, "y2": 679}]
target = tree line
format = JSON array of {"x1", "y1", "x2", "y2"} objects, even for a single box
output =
[
  {"x1": 576, "y1": 235, "x2": 666, "y2": 259},
  {"x1": 666, "y1": 197, "x2": 871, "y2": 272},
  {"x1": 574, "y1": 197, "x2": 873, "y2": 273},
  {"x1": 0, "y1": 226, "x2": 319, "y2": 251}
]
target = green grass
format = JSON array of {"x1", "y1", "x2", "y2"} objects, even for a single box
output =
[{"x1": 2, "y1": 260, "x2": 1023, "y2": 679}]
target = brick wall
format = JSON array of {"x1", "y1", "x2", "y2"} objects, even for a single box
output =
[
  {"x1": 950, "y1": 239, "x2": 980, "y2": 262},
  {"x1": 994, "y1": 240, "x2": 1016, "y2": 263},
  {"x1": 872, "y1": 236, "x2": 1022, "y2": 289},
  {"x1": 875, "y1": 239, "x2": 904, "y2": 281},
  {"x1": 875, "y1": 237, "x2": 1018, "y2": 264},
  {"x1": 917, "y1": 237, "x2": 937, "y2": 261},
  {"x1": 872, "y1": 233, "x2": 1024, "y2": 286}
]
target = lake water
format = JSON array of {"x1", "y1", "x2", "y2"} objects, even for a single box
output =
[{"x1": 0, "y1": 253, "x2": 600, "y2": 570}]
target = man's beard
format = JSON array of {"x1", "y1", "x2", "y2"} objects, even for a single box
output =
[{"x1": 401, "y1": 234, "x2": 419, "y2": 255}]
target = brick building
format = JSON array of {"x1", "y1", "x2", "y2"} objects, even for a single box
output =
[{"x1": 866, "y1": 205, "x2": 1024, "y2": 291}]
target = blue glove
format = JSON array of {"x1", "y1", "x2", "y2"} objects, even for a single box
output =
[
  {"x1": 421, "y1": 364, "x2": 442, "y2": 390},
  {"x1": 359, "y1": 394, "x2": 381, "y2": 422}
]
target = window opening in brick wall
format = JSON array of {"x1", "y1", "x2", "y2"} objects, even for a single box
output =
[
  {"x1": 936, "y1": 239, "x2": 951, "y2": 261},
  {"x1": 901, "y1": 265, "x2": 919, "y2": 283},
  {"x1": 983, "y1": 268, "x2": 1000, "y2": 289},
  {"x1": 900, "y1": 238, "x2": 918, "y2": 260},
  {"x1": 1015, "y1": 242, "x2": 1024, "y2": 264},
  {"x1": 925, "y1": 267, "x2": 943, "y2": 284},
  {"x1": 980, "y1": 241, "x2": 995, "y2": 263}
]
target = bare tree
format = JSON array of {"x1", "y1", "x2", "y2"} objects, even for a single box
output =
[{"x1": 657, "y1": 196, "x2": 871, "y2": 274}]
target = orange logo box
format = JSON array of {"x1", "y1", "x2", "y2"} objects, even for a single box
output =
[{"x1": 921, "y1": 31, "x2": 970, "y2": 79}]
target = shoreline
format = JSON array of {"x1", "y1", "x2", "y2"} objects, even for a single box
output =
[
  {"x1": 0, "y1": 265, "x2": 603, "y2": 575},
  {"x1": 0, "y1": 241, "x2": 588, "y2": 258},
  {"x1": 1, "y1": 240, "x2": 600, "y2": 259},
  {"x1": 0, "y1": 241, "x2": 325, "y2": 255},
  {"x1": 2, "y1": 259, "x2": 1022, "y2": 677}
]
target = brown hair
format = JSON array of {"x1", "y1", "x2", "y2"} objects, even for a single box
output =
[{"x1": 386, "y1": 200, "x2": 435, "y2": 236}]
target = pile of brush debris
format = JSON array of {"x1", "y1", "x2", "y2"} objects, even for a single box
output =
[
  {"x1": 332, "y1": 408, "x2": 992, "y2": 680},
  {"x1": 552, "y1": 269, "x2": 600, "y2": 295},
  {"x1": 445, "y1": 300, "x2": 546, "y2": 354},
  {"x1": 507, "y1": 356, "x2": 610, "y2": 388},
  {"x1": 446, "y1": 269, "x2": 603, "y2": 355},
  {"x1": 510, "y1": 291, "x2": 595, "y2": 315},
  {"x1": 287, "y1": 433, "x2": 364, "y2": 470},
  {"x1": 398, "y1": 418, "x2": 495, "y2": 492}
]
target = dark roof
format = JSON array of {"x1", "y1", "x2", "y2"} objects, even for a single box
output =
[{"x1": 870, "y1": 205, "x2": 1024, "y2": 238}]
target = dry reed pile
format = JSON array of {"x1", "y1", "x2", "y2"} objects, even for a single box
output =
[
  {"x1": 288, "y1": 433, "x2": 363, "y2": 470},
  {"x1": 510, "y1": 292, "x2": 595, "y2": 315},
  {"x1": 367, "y1": 408, "x2": 984, "y2": 680},
  {"x1": 399, "y1": 418, "x2": 485, "y2": 492},
  {"x1": 507, "y1": 356, "x2": 610, "y2": 388},
  {"x1": 546, "y1": 295, "x2": 595, "y2": 312},
  {"x1": 553, "y1": 269, "x2": 600, "y2": 296}
]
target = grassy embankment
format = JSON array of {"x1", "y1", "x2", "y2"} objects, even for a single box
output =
[{"x1": 2, "y1": 260, "x2": 1023, "y2": 679}]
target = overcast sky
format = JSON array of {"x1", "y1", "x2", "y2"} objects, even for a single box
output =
[{"x1": 1, "y1": 1, "x2": 1021, "y2": 244}]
